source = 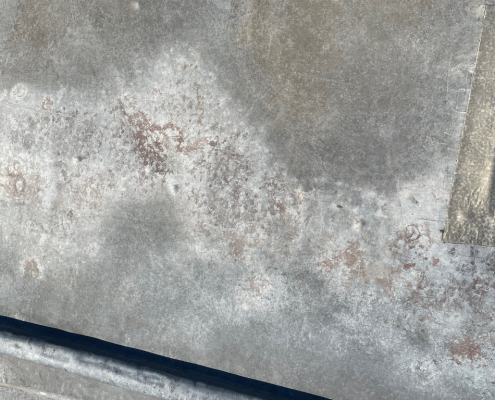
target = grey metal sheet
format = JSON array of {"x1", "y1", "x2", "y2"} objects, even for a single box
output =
[
  {"x1": 0, "y1": 386, "x2": 53, "y2": 400},
  {"x1": 0, "y1": 1, "x2": 494, "y2": 399},
  {"x1": 445, "y1": 6, "x2": 495, "y2": 246},
  {"x1": 0, "y1": 329, "x2": 259, "y2": 400},
  {"x1": 0, "y1": 353, "x2": 158, "y2": 400}
]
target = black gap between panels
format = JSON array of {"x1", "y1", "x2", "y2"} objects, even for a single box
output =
[{"x1": 0, "y1": 316, "x2": 330, "y2": 400}]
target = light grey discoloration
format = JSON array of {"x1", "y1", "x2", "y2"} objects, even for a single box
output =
[
  {"x1": 0, "y1": 353, "x2": 158, "y2": 400},
  {"x1": 0, "y1": 331, "x2": 259, "y2": 400},
  {"x1": 0, "y1": 386, "x2": 53, "y2": 400},
  {"x1": 0, "y1": 0, "x2": 494, "y2": 399},
  {"x1": 445, "y1": 6, "x2": 495, "y2": 246}
]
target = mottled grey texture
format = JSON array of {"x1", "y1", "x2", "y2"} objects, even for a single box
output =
[
  {"x1": 0, "y1": 330, "x2": 259, "y2": 400},
  {"x1": 0, "y1": 0, "x2": 494, "y2": 399},
  {"x1": 0, "y1": 386, "x2": 53, "y2": 400},
  {"x1": 0, "y1": 353, "x2": 158, "y2": 400},
  {"x1": 445, "y1": 6, "x2": 495, "y2": 246}
]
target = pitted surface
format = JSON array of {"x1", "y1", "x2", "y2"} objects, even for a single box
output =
[{"x1": 0, "y1": 1, "x2": 494, "y2": 399}]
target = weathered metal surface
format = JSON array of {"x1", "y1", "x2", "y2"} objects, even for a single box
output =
[
  {"x1": 0, "y1": 386, "x2": 54, "y2": 400},
  {"x1": 0, "y1": 329, "x2": 260, "y2": 400},
  {"x1": 0, "y1": 0, "x2": 494, "y2": 399},
  {"x1": 0, "y1": 353, "x2": 158, "y2": 400},
  {"x1": 445, "y1": 6, "x2": 495, "y2": 246},
  {"x1": 0, "y1": 317, "x2": 325, "y2": 400}
]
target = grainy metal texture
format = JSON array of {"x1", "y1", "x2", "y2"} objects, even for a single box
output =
[
  {"x1": 0, "y1": 0, "x2": 494, "y2": 399},
  {"x1": 0, "y1": 330, "x2": 259, "y2": 400},
  {"x1": 0, "y1": 353, "x2": 158, "y2": 400},
  {"x1": 0, "y1": 386, "x2": 55, "y2": 400},
  {"x1": 0, "y1": 317, "x2": 321, "y2": 400},
  {"x1": 445, "y1": 6, "x2": 495, "y2": 246}
]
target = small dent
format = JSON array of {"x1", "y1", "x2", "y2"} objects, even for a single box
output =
[
  {"x1": 10, "y1": 83, "x2": 27, "y2": 99},
  {"x1": 41, "y1": 97, "x2": 53, "y2": 110}
]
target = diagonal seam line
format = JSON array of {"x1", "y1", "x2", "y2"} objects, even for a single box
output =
[{"x1": 0, "y1": 316, "x2": 330, "y2": 400}]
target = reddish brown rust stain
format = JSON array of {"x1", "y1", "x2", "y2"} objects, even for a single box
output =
[
  {"x1": 403, "y1": 262, "x2": 416, "y2": 270},
  {"x1": 24, "y1": 259, "x2": 40, "y2": 278},
  {"x1": 390, "y1": 224, "x2": 424, "y2": 255},
  {"x1": 319, "y1": 259, "x2": 336, "y2": 272},
  {"x1": 191, "y1": 132, "x2": 296, "y2": 259},
  {"x1": 342, "y1": 242, "x2": 363, "y2": 267},
  {"x1": 3, "y1": 172, "x2": 26, "y2": 197},
  {"x1": 249, "y1": 275, "x2": 269, "y2": 295},
  {"x1": 376, "y1": 277, "x2": 392, "y2": 290},
  {"x1": 1, "y1": 164, "x2": 41, "y2": 202},
  {"x1": 404, "y1": 224, "x2": 421, "y2": 245},
  {"x1": 414, "y1": 271, "x2": 427, "y2": 295},
  {"x1": 230, "y1": 237, "x2": 247, "y2": 259},
  {"x1": 118, "y1": 100, "x2": 183, "y2": 175},
  {"x1": 375, "y1": 266, "x2": 402, "y2": 301},
  {"x1": 320, "y1": 241, "x2": 366, "y2": 280},
  {"x1": 432, "y1": 258, "x2": 440, "y2": 265},
  {"x1": 448, "y1": 337, "x2": 483, "y2": 365},
  {"x1": 118, "y1": 98, "x2": 211, "y2": 175},
  {"x1": 115, "y1": 94, "x2": 302, "y2": 261},
  {"x1": 184, "y1": 137, "x2": 210, "y2": 153}
]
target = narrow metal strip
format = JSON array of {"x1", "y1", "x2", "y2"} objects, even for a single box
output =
[{"x1": 444, "y1": 6, "x2": 495, "y2": 245}]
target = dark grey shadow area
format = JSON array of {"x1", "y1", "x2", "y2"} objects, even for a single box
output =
[
  {"x1": 0, "y1": 0, "x2": 203, "y2": 92},
  {"x1": 209, "y1": 0, "x2": 481, "y2": 194},
  {"x1": 0, "y1": 0, "x2": 484, "y2": 195}
]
